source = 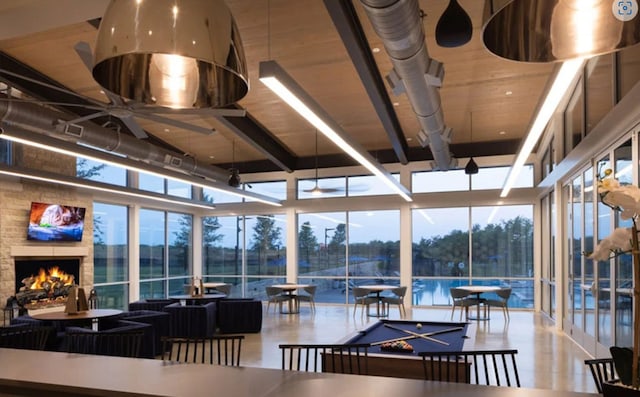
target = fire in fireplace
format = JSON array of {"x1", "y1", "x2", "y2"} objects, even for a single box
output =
[{"x1": 14, "y1": 259, "x2": 80, "y2": 309}]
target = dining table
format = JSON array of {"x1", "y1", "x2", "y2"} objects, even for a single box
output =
[
  {"x1": 270, "y1": 284, "x2": 310, "y2": 314},
  {"x1": 457, "y1": 285, "x2": 502, "y2": 321},
  {"x1": 358, "y1": 284, "x2": 397, "y2": 317}
]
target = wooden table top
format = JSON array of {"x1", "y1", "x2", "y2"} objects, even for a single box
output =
[
  {"x1": 29, "y1": 309, "x2": 122, "y2": 321},
  {"x1": 0, "y1": 348, "x2": 599, "y2": 397}
]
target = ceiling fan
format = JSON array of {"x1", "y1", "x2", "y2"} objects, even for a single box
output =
[
  {"x1": 0, "y1": 41, "x2": 246, "y2": 139},
  {"x1": 303, "y1": 130, "x2": 368, "y2": 195}
]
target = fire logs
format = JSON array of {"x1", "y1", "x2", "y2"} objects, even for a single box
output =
[{"x1": 14, "y1": 268, "x2": 76, "y2": 309}]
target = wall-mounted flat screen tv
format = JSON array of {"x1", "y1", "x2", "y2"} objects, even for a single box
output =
[{"x1": 27, "y1": 202, "x2": 86, "y2": 242}]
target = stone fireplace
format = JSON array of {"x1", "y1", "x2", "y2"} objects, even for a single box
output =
[{"x1": 8, "y1": 246, "x2": 89, "y2": 311}]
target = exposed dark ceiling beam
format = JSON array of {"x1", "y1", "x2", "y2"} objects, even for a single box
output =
[
  {"x1": 217, "y1": 108, "x2": 297, "y2": 173},
  {"x1": 228, "y1": 139, "x2": 521, "y2": 174},
  {"x1": 323, "y1": 0, "x2": 409, "y2": 165}
]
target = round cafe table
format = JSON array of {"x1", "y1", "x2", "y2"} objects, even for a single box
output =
[
  {"x1": 457, "y1": 285, "x2": 501, "y2": 321},
  {"x1": 358, "y1": 285, "x2": 397, "y2": 317},
  {"x1": 29, "y1": 308, "x2": 122, "y2": 322},
  {"x1": 168, "y1": 293, "x2": 226, "y2": 305},
  {"x1": 270, "y1": 284, "x2": 310, "y2": 314},
  {"x1": 29, "y1": 308, "x2": 123, "y2": 330}
]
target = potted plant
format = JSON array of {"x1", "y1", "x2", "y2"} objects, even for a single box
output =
[{"x1": 589, "y1": 169, "x2": 640, "y2": 395}]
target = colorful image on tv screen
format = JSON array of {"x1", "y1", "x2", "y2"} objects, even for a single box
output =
[{"x1": 27, "y1": 202, "x2": 86, "y2": 242}]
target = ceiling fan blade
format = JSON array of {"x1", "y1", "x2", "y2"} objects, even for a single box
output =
[
  {"x1": 58, "y1": 111, "x2": 109, "y2": 125},
  {"x1": 73, "y1": 41, "x2": 94, "y2": 72},
  {"x1": 303, "y1": 186, "x2": 343, "y2": 194},
  {"x1": 119, "y1": 115, "x2": 149, "y2": 139},
  {"x1": 134, "y1": 112, "x2": 216, "y2": 135},
  {"x1": 74, "y1": 41, "x2": 127, "y2": 107},
  {"x1": 435, "y1": 0, "x2": 473, "y2": 48},
  {"x1": 139, "y1": 107, "x2": 247, "y2": 117}
]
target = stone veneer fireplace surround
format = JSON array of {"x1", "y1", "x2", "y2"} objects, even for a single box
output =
[{"x1": 9, "y1": 246, "x2": 89, "y2": 293}]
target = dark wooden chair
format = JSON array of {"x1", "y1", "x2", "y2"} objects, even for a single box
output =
[
  {"x1": 279, "y1": 343, "x2": 370, "y2": 374},
  {"x1": 65, "y1": 330, "x2": 144, "y2": 358},
  {"x1": 0, "y1": 325, "x2": 54, "y2": 350},
  {"x1": 584, "y1": 357, "x2": 618, "y2": 394},
  {"x1": 161, "y1": 335, "x2": 244, "y2": 366},
  {"x1": 420, "y1": 349, "x2": 521, "y2": 387}
]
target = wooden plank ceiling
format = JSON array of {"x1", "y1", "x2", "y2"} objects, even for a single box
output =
[{"x1": 0, "y1": 0, "x2": 554, "y2": 176}]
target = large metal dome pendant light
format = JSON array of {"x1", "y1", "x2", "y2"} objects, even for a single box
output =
[
  {"x1": 483, "y1": 0, "x2": 640, "y2": 62},
  {"x1": 92, "y1": 0, "x2": 249, "y2": 109}
]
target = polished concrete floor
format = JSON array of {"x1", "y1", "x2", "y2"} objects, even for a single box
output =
[{"x1": 240, "y1": 303, "x2": 599, "y2": 394}]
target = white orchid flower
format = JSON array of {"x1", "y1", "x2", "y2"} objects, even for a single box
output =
[{"x1": 588, "y1": 227, "x2": 633, "y2": 261}]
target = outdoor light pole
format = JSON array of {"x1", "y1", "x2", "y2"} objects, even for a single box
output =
[
  {"x1": 235, "y1": 216, "x2": 242, "y2": 277},
  {"x1": 324, "y1": 228, "x2": 334, "y2": 270}
]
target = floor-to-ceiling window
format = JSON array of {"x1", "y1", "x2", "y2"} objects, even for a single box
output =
[
  {"x1": 596, "y1": 154, "x2": 612, "y2": 348},
  {"x1": 614, "y1": 139, "x2": 633, "y2": 347},
  {"x1": 298, "y1": 212, "x2": 347, "y2": 303},
  {"x1": 92, "y1": 202, "x2": 129, "y2": 310},
  {"x1": 139, "y1": 209, "x2": 192, "y2": 298},
  {"x1": 203, "y1": 213, "x2": 287, "y2": 299},
  {"x1": 411, "y1": 205, "x2": 534, "y2": 308},
  {"x1": 296, "y1": 210, "x2": 400, "y2": 304}
]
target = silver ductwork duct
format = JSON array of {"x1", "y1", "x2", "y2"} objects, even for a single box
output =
[
  {"x1": 0, "y1": 99, "x2": 229, "y2": 181},
  {"x1": 359, "y1": 0, "x2": 456, "y2": 170}
]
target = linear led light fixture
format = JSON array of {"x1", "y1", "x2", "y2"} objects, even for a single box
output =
[
  {"x1": 0, "y1": 164, "x2": 216, "y2": 210},
  {"x1": 0, "y1": 126, "x2": 282, "y2": 207},
  {"x1": 500, "y1": 58, "x2": 585, "y2": 197},
  {"x1": 259, "y1": 60, "x2": 412, "y2": 202}
]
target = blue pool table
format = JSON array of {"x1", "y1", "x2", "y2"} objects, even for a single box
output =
[{"x1": 336, "y1": 320, "x2": 476, "y2": 380}]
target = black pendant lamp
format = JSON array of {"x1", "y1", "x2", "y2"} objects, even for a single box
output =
[
  {"x1": 436, "y1": 0, "x2": 473, "y2": 48},
  {"x1": 228, "y1": 140, "x2": 241, "y2": 187},
  {"x1": 464, "y1": 112, "x2": 478, "y2": 175}
]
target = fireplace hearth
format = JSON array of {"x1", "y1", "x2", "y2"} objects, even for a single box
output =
[{"x1": 14, "y1": 259, "x2": 80, "y2": 309}]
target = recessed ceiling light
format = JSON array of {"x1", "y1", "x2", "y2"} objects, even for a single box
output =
[
  {"x1": 372, "y1": 47, "x2": 380, "y2": 53},
  {"x1": 499, "y1": 130, "x2": 506, "y2": 135},
  {"x1": 164, "y1": 128, "x2": 170, "y2": 132},
  {"x1": 505, "y1": 91, "x2": 512, "y2": 96},
  {"x1": 209, "y1": 155, "x2": 215, "y2": 159},
  {"x1": 393, "y1": 102, "x2": 399, "y2": 107},
  {"x1": 407, "y1": 137, "x2": 413, "y2": 142}
]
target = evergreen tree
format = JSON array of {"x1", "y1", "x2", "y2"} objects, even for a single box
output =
[
  {"x1": 201, "y1": 193, "x2": 222, "y2": 247},
  {"x1": 298, "y1": 221, "x2": 318, "y2": 266},
  {"x1": 250, "y1": 215, "x2": 282, "y2": 273},
  {"x1": 329, "y1": 223, "x2": 346, "y2": 249},
  {"x1": 173, "y1": 215, "x2": 193, "y2": 248}
]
